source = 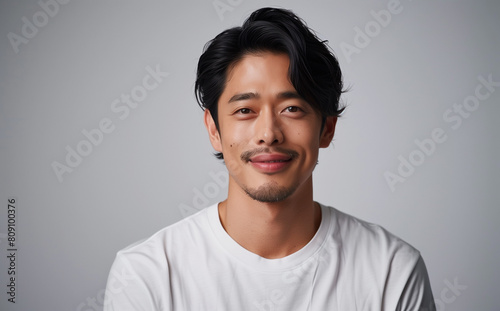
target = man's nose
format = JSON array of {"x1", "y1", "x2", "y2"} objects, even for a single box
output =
[{"x1": 254, "y1": 108, "x2": 284, "y2": 146}]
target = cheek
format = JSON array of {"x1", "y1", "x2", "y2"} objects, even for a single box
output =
[
  {"x1": 291, "y1": 127, "x2": 322, "y2": 163},
  {"x1": 292, "y1": 124, "x2": 320, "y2": 146},
  {"x1": 220, "y1": 123, "x2": 251, "y2": 149}
]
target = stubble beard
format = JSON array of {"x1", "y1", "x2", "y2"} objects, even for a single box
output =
[
  {"x1": 243, "y1": 180, "x2": 298, "y2": 203},
  {"x1": 239, "y1": 147, "x2": 302, "y2": 202}
]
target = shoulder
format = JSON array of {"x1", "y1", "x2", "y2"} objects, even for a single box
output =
[
  {"x1": 103, "y1": 206, "x2": 215, "y2": 310},
  {"x1": 326, "y1": 205, "x2": 420, "y2": 260},
  {"x1": 321, "y1": 205, "x2": 435, "y2": 309},
  {"x1": 114, "y1": 205, "x2": 213, "y2": 265},
  {"x1": 321, "y1": 204, "x2": 422, "y2": 278}
]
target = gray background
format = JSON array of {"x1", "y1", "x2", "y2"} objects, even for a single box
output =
[{"x1": 1, "y1": 0, "x2": 499, "y2": 310}]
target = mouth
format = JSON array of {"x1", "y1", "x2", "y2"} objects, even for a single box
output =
[
  {"x1": 241, "y1": 148, "x2": 299, "y2": 162},
  {"x1": 244, "y1": 150, "x2": 297, "y2": 173},
  {"x1": 252, "y1": 161, "x2": 290, "y2": 165},
  {"x1": 249, "y1": 153, "x2": 293, "y2": 163}
]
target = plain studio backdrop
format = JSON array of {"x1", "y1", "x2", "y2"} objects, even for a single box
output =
[{"x1": 0, "y1": 1, "x2": 499, "y2": 310}]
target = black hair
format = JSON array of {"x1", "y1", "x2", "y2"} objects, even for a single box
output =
[{"x1": 195, "y1": 7, "x2": 345, "y2": 160}]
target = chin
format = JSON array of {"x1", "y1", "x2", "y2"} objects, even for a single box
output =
[{"x1": 243, "y1": 181, "x2": 298, "y2": 203}]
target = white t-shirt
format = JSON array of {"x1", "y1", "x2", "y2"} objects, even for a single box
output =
[{"x1": 104, "y1": 203, "x2": 435, "y2": 310}]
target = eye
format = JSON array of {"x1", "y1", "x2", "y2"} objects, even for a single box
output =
[
  {"x1": 281, "y1": 105, "x2": 306, "y2": 118},
  {"x1": 236, "y1": 108, "x2": 251, "y2": 114},
  {"x1": 285, "y1": 106, "x2": 301, "y2": 113}
]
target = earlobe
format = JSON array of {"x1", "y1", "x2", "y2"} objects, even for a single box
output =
[
  {"x1": 204, "y1": 109, "x2": 223, "y2": 152},
  {"x1": 319, "y1": 116, "x2": 337, "y2": 148}
]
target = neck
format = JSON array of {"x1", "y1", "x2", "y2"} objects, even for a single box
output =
[{"x1": 218, "y1": 177, "x2": 321, "y2": 259}]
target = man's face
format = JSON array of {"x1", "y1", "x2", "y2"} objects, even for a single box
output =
[{"x1": 205, "y1": 52, "x2": 336, "y2": 202}]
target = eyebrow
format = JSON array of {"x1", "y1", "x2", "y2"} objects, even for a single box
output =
[
  {"x1": 228, "y1": 92, "x2": 258, "y2": 103},
  {"x1": 276, "y1": 91, "x2": 303, "y2": 100},
  {"x1": 227, "y1": 91, "x2": 303, "y2": 103}
]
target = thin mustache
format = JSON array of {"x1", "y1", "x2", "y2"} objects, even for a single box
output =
[{"x1": 241, "y1": 147, "x2": 299, "y2": 162}]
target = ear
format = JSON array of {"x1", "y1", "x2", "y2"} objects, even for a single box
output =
[
  {"x1": 204, "y1": 109, "x2": 223, "y2": 153},
  {"x1": 319, "y1": 116, "x2": 337, "y2": 148}
]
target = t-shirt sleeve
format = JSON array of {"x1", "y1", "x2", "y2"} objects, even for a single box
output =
[
  {"x1": 395, "y1": 255, "x2": 436, "y2": 311},
  {"x1": 103, "y1": 250, "x2": 169, "y2": 311}
]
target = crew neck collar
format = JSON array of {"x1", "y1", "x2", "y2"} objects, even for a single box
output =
[{"x1": 207, "y1": 202, "x2": 332, "y2": 273}]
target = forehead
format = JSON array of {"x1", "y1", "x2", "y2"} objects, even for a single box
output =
[
  {"x1": 232, "y1": 50, "x2": 289, "y2": 66},
  {"x1": 222, "y1": 52, "x2": 293, "y2": 96}
]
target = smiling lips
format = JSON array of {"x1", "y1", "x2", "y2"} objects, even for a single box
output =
[{"x1": 248, "y1": 153, "x2": 293, "y2": 173}]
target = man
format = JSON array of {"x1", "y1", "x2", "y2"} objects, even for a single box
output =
[{"x1": 104, "y1": 7, "x2": 435, "y2": 310}]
